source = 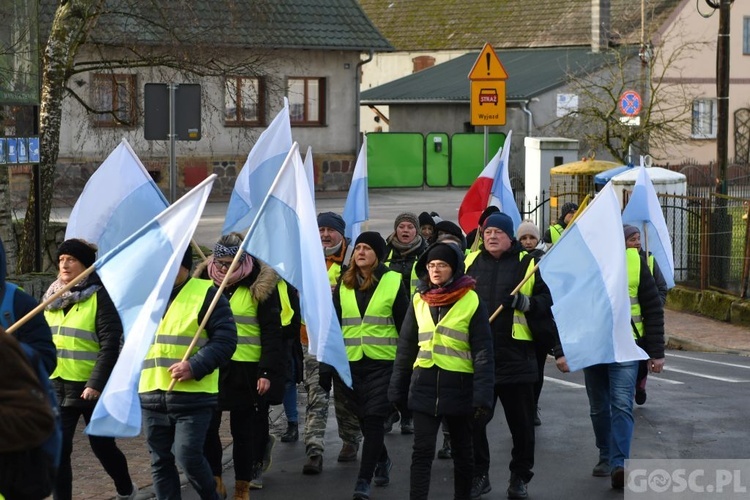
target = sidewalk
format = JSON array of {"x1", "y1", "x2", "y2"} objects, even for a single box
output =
[{"x1": 68, "y1": 307, "x2": 750, "y2": 499}]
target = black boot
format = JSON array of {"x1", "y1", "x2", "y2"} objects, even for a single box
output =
[{"x1": 281, "y1": 421, "x2": 299, "y2": 442}]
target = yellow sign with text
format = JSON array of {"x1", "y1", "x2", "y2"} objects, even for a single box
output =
[{"x1": 470, "y1": 80, "x2": 506, "y2": 126}]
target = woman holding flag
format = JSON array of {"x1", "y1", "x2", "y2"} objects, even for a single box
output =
[
  {"x1": 331, "y1": 231, "x2": 409, "y2": 500},
  {"x1": 199, "y1": 233, "x2": 284, "y2": 499},
  {"x1": 44, "y1": 239, "x2": 137, "y2": 500}
]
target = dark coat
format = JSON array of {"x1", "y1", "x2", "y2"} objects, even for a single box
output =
[
  {"x1": 0, "y1": 238, "x2": 56, "y2": 374},
  {"x1": 51, "y1": 274, "x2": 124, "y2": 408},
  {"x1": 388, "y1": 243, "x2": 495, "y2": 416},
  {"x1": 139, "y1": 276, "x2": 237, "y2": 412},
  {"x1": 465, "y1": 241, "x2": 554, "y2": 385},
  {"x1": 385, "y1": 237, "x2": 427, "y2": 292},
  {"x1": 333, "y1": 263, "x2": 409, "y2": 418},
  {"x1": 194, "y1": 258, "x2": 285, "y2": 407},
  {"x1": 281, "y1": 281, "x2": 303, "y2": 384}
]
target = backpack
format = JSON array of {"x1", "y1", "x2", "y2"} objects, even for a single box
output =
[{"x1": 0, "y1": 283, "x2": 62, "y2": 500}]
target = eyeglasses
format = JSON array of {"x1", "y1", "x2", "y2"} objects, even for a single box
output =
[
  {"x1": 216, "y1": 261, "x2": 232, "y2": 270},
  {"x1": 427, "y1": 263, "x2": 450, "y2": 270}
]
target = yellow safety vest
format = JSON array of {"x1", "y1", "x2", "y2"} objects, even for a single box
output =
[
  {"x1": 413, "y1": 291, "x2": 478, "y2": 374},
  {"x1": 464, "y1": 251, "x2": 534, "y2": 341},
  {"x1": 277, "y1": 280, "x2": 293, "y2": 327},
  {"x1": 45, "y1": 294, "x2": 99, "y2": 382},
  {"x1": 549, "y1": 223, "x2": 564, "y2": 244},
  {"x1": 340, "y1": 271, "x2": 401, "y2": 361},
  {"x1": 229, "y1": 287, "x2": 262, "y2": 362},
  {"x1": 626, "y1": 248, "x2": 644, "y2": 339},
  {"x1": 386, "y1": 249, "x2": 419, "y2": 295},
  {"x1": 139, "y1": 279, "x2": 218, "y2": 393},
  {"x1": 327, "y1": 262, "x2": 342, "y2": 287}
]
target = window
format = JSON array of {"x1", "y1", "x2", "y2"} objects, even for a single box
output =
[
  {"x1": 287, "y1": 77, "x2": 326, "y2": 125},
  {"x1": 224, "y1": 76, "x2": 265, "y2": 126},
  {"x1": 691, "y1": 98, "x2": 717, "y2": 139},
  {"x1": 744, "y1": 17, "x2": 750, "y2": 55},
  {"x1": 91, "y1": 74, "x2": 137, "y2": 127}
]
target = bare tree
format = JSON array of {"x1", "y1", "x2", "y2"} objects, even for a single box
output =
[
  {"x1": 547, "y1": 27, "x2": 712, "y2": 164},
  {"x1": 16, "y1": 0, "x2": 281, "y2": 273}
]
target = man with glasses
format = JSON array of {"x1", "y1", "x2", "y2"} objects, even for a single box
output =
[{"x1": 464, "y1": 212, "x2": 555, "y2": 500}]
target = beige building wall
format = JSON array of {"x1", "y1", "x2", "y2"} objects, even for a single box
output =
[{"x1": 652, "y1": 0, "x2": 750, "y2": 164}]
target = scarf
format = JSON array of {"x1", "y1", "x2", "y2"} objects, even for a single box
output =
[
  {"x1": 387, "y1": 233, "x2": 423, "y2": 257},
  {"x1": 208, "y1": 255, "x2": 254, "y2": 287},
  {"x1": 44, "y1": 275, "x2": 101, "y2": 311},
  {"x1": 419, "y1": 275, "x2": 476, "y2": 307}
]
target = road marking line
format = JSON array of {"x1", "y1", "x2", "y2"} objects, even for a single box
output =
[
  {"x1": 667, "y1": 353, "x2": 750, "y2": 370},
  {"x1": 666, "y1": 366, "x2": 749, "y2": 383},
  {"x1": 544, "y1": 376, "x2": 585, "y2": 389},
  {"x1": 648, "y1": 375, "x2": 683, "y2": 385}
]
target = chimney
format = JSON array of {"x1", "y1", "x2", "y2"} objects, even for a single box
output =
[{"x1": 591, "y1": 0, "x2": 611, "y2": 53}]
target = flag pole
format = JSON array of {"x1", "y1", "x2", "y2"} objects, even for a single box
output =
[
  {"x1": 488, "y1": 195, "x2": 590, "y2": 323},
  {"x1": 5, "y1": 265, "x2": 97, "y2": 335},
  {"x1": 167, "y1": 144, "x2": 299, "y2": 391}
]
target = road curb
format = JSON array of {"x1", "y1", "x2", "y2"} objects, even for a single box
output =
[{"x1": 666, "y1": 334, "x2": 749, "y2": 356}]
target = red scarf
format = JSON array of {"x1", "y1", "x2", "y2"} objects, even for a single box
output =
[{"x1": 419, "y1": 275, "x2": 476, "y2": 307}]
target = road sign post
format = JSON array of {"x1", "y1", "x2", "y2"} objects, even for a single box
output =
[{"x1": 468, "y1": 43, "x2": 509, "y2": 165}]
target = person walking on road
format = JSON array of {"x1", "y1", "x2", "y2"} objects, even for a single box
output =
[
  {"x1": 139, "y1": 247, "x2": 237, "y2": 500},
  {"x1": 389, "y1": 242, "x2": 494, "y2": 500},
  {"x1": 44, "y1": 239, "x2": 138, "y2": 500},
  {"x1": 464, "y1": 213, "x2": 555, "y2": 500},
  {"x1": 331, "y1": 231, "x2": 409, "y2": 500},
  {"x1": 554, "y1": 228, "x2": 665, "y2": 489},
  {"x1": 302, "y1": 212, "x2": 362, "y2": 474},
  {"x1": 199, "y1": 233, "x2": 284, "y2": 497},
  {"x1": 543, "y1": 202, "x2": 578, "y2": 248}
]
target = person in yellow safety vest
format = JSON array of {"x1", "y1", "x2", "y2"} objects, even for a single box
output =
[
  {"x1": 301, "y1": 212, "x2": 362, "y2": 475},
  {"x1": 325, "y1": 231, "x2": 409, "y2": 500},
  {"x1": 418, "y1": 212, "x2": 437, "y2": 245},
  {"x1": 388, "y1": 241, "x2": 494, "y2": 500},
  {"x1": 277, "y1": 279, "x2": 303, "y2": 444},
  {"x1": 464, "y1": 212, "x2": 556, "y2": 500},
  {"x1": 623, "y1": 225, "x2": 669, "y2": 407},
  {"x1": 196, "y1": 233, "x2": 284, "y2": 498},
  {"x1": 384, "y1": 212, "x2": 427, "y2": 435},
  {"x1": 554, "y1": 231, "x2": 665, "y2": 490},
  {"x1": 43, "y1": 239, "x2": 138, "y2": 500},
  {"x1": 465, "y1": 205, "x2": 499, "y2": 251},
  {"x1": 542, "y1": 201, "x2": 578, "y2": 249},
  {"x1": 139, "y1": 245, "x2": 237, "y2": 500}
]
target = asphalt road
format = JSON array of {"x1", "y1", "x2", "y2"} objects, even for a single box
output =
[{"x1": 179, "y1": 351, "x2": 750, "y2": 499}]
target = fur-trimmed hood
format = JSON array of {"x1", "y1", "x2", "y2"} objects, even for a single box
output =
[{"x1": 194, "y1": 256, "x2": 280, "y2": 302}]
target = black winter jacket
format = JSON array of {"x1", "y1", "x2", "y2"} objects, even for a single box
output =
[
  {"x1": 465, "y1": 241, "x2": 554, "y2": 385},
  {"x1": 388, "y1": 243, "x2": 495, "y2": 416},
  {"x1": 139, "y1": 276, "x2": 237, "y2": 412},
  {"x1": 333, "y1": 264, "x2": 409, "y2": 418}
]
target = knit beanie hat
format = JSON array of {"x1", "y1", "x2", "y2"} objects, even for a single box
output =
[
  {"x1": 57, "y1": 239, "x2": 97, "y2": 268},
  {"x1": 317, "y1": 212, "x2": 346, "y2": 237},
  {"x1": 181, "y1": 245, "x2": 193, "y2": 271},
  {"x1": 517, "y1": 221, "x2": 540, "y2": 240},
  {"x1": 435, "y1": 220, "x2": 467, "y2": 251},
  {"x1": 354, "y1": 231, "x2": 386, "y2": 261},
  {"x1": 478, "y1": 206, "x2": 500, "y2": 227},
  {"x1": 426, "y1": 243, "x2": 459, "y2": 272},
  {"x1": 623, "y1": 224, "x2": 641, "y2": 240},
  {"x1": 418, "y1": 211, "x2": 435, "y2": 228},
  {"x1": 483, "y1": 212, "x2": 515, "y2": 238},
  {"x1": 561, "y1": 202, "x2": 579, "y2": 217},
  {"x1": 394, "y1": 212, "x2": 420, "y2": 231}
]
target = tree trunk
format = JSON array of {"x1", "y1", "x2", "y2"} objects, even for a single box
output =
[{"x1": 16, "y1": 0, "x2": 105, "y2": 273}]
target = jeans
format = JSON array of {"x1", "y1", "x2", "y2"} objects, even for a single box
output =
[
  {"x1": 143, "y1": 407, "x2": 219, "y2": 500},
  {"x1": 411, "y1": 411, "x2": 473, "y2": 500},
  {"x1": 583, "y1": 361, "x2": 639, "y2": 469},
  {"x1": 55, "y1": 405, "x2": 133, "y2": 500}
]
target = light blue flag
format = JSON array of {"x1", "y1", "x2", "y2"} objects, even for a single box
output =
[
  {"x1": 342, "y1": 136, "x2": 369, "y2": 243},
  {"x1": 303, "y1": 146, "x2": 316, "y2": 206},
  {"x1": 621, "y1": 166, "x2": 675, "y2": 288},
  {"x1": 539, "y1": 182, "x2": 648, "y2": 372},
  {"x1": 489, "y1": 131, "x2": 521, "y2": 231},
  {"x1": 66, "y1": 139, "x2": 168, "y2": 255},
  {"x1": 86, "y1": 175, "x2": 216, "y2": 437},
  {"x1": 223, "y1": 99, "x2": 293, "y2": 234},
  {"x1": 241, "y1": 143, "x2": 352, "y2": 386}
]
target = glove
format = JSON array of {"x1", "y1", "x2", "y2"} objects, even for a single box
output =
[
  {"x1": 473, "y1": 406, "x2": 492, "y2": 425},
  {"x1": 502, "y1": 293, "x2": 531, "y2": 312},
  {"x1": 318, "y1": 363, "x2": 333, "y2": 392}
]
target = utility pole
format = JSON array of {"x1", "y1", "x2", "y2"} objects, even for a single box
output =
[{"x1": 715, "y1": 0, "x2": 731, "y2": 197}]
